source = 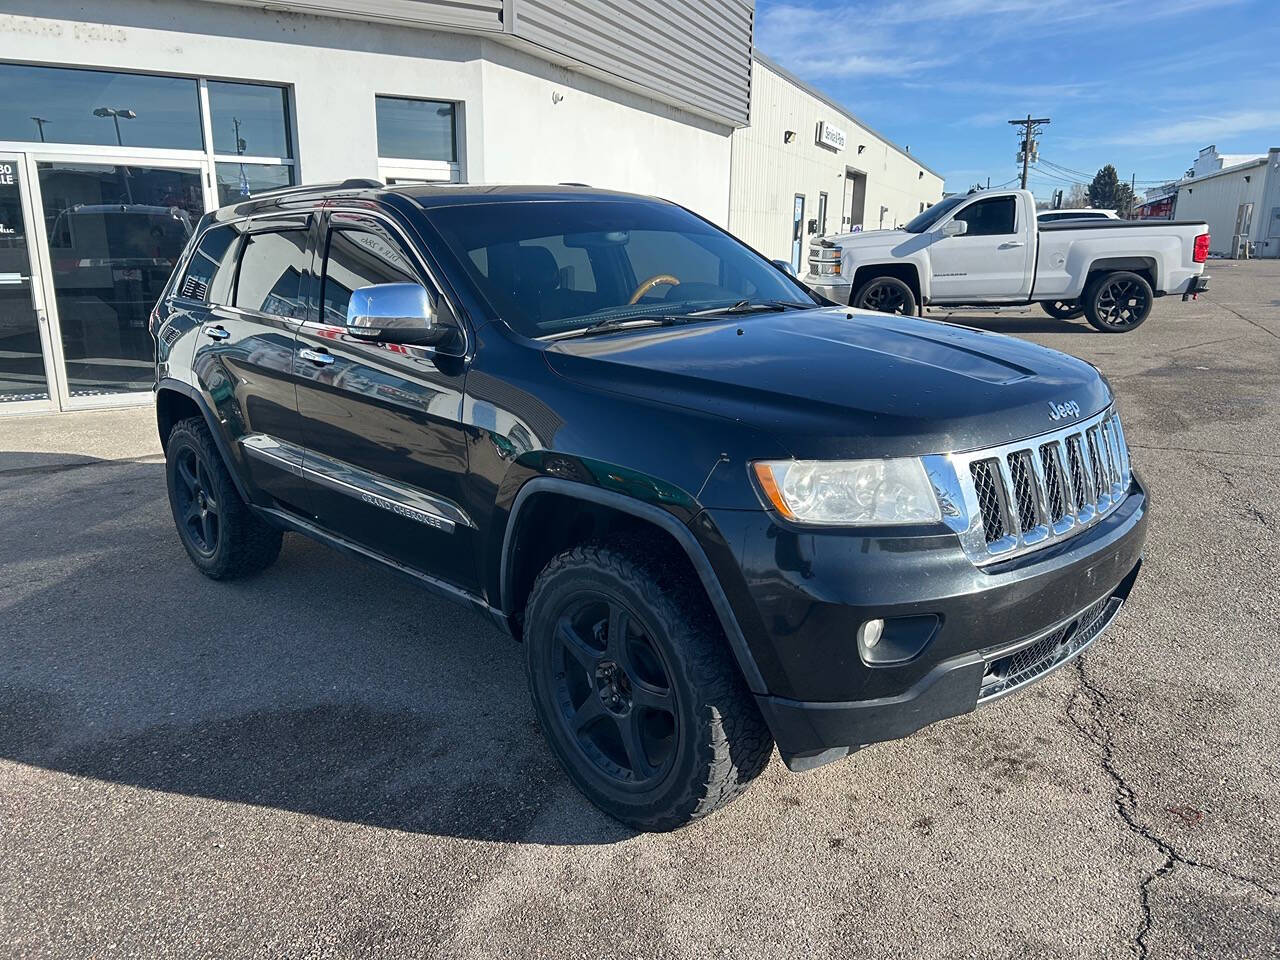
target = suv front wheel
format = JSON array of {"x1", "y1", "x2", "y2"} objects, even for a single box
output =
[
  {"x1": 165, "y1": 416, "x2": 283, "y2": 579},
  {"x1": 523, "y1": 540, "x2": 773, "y2": 831}
]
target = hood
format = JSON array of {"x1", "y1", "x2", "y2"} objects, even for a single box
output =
[
  {"x1": 544, "y1": 307, "x2": 1110, "y2": 459},
  {"x1": 827, "y1": 228, "x2": 911, "y2": 248}
]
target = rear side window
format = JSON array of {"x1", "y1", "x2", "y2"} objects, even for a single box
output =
[
  {"x1": 179, "y1": 225, "x2": 239, "y2": 304},
  {"x1": 957, "y1": 197, "x2": 1017, "y2": 236},
  {"x1": 233, "y1": 228, "x2": 309, "y2": 319},
  {"x1": 320, "y1": 225, "x2": 419, "y2": 325}
]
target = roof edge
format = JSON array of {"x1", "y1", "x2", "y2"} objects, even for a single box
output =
[{"x1": 750, "y1": 50, "x2": 943, "y2": 181}]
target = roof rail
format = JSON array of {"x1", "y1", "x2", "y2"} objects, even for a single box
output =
[
  {"x1": 233, "y1": 178, "x2": 385, "y2": 203},
  {"x1": 558, "y1": 182, "x2": 591, "y2": 187}
]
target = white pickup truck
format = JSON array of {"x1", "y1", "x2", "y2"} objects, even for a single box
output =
[{"x1": 804, "y1": 189, "x2": 1210, "y2": 332}]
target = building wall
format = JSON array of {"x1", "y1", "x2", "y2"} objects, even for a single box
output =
[
  {"x1": 1174, "y1": 155, "x2": 1271, "y2": 256},
  {"x1": 728, "y1": 56, "x2": 943, "y2": 263},
  {"x1": 476, "y1": 41, "x2": 733, "y2": 223},
  {"x1": 1, "y1": 0, "x2": 734, "y2": 221}
]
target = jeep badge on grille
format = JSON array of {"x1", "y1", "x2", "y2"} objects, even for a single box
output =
[{"x1": 1048, "y1": 400, "x2": 1081, "y2": 421}]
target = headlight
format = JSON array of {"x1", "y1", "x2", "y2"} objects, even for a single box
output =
[{"x1": 751, "y1": 459, "x2": 941, "y2": 525}]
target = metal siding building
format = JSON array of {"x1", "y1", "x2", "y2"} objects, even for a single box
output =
[
  {"x1": 1173, "y1": 149, "x2": 1280, "y2": 258},
  {"x1": 729, "y1": 54, "x2": 944, "y2": 268}
]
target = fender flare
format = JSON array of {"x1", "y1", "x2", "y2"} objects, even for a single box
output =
[
  {"x1": 154, "y1": 378, "x2": 254, "y2": 504},
  {"x1": 500, "y1": 477, "x2": 768, "y2": 694}
]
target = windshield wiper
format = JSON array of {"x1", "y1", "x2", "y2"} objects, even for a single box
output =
[
  {"x1": 685, "y1": 299, "x2": 812, "y2": 317},
  {"x1": 569, "y1": 315, "x2": 686, "y2": 338}
]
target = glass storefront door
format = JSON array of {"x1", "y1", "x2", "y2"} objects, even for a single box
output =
[
  {"x1": 0, "y1": 154, "x2": 53, "y2": 408},
  {"x1": 36, "y1": 160, "x2": 206, "y2": 400}
]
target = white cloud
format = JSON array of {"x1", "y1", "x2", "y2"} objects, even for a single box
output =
[{"x1": 1103, "y1": 109, "x2": 1280, "y2": 147}]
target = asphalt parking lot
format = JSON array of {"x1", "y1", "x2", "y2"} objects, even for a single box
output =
[{"x1": 2, "y1": 260, "x2": 1278, "y2": 959}]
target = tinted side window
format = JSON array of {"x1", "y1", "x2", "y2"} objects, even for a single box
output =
[
  {"x1": 233, "y1": 229, "x2": 309, "y2": 319},
  {"x1": 179, "y1": 225, "x2": 240, "y2": 304},
  {"x1": 320, "y1": 227, "x2": 418, "y2": 325},
  {"x1": 956, "y1": 197, "x2": 1017, "y2": 236}
]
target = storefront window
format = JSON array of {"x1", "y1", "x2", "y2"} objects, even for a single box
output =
[
  {"x1": 215, "y1": 162, "x2": 294, "y2": 206},
  {"x1": 0, "y1": 64, "x2": 202, "y2": 150},
  {"x1": 375, "y1": 97, "x2": 456, "y2": 162},
  {"x1": 38, "y1": 162, "x2": 204, "y2": 397},
  {"x1": 207, "y1": 81, "x2": 293, "y2": 159}
]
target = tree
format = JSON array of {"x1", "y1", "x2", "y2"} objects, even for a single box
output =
[
  {"x1": 1065, "y1": 183, "x2": 1090, "y2": 208},
  {"x1": 1088, "y1": 165, "x2": 1135, "y2": 213}
]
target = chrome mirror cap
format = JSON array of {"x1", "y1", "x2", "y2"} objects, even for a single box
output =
[{"x1": 346, "y1": 282, "x2": 435, "y2": 339}]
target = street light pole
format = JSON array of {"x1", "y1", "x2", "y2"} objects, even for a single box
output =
[
  {"x1": 93, "y1": 107, "x2": 137, "y2": 147},
  {"x1": 30, "y1": 117, "x2": 51, "y2": 142}
]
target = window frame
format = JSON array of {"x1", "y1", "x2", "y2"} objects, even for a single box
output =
[
  {"x1": 199, "y1": 79, "x2": 298, "y2": 206},
  {"x1": 228, "y1": 215, "x2": 314, "y2": 320},
  {"x1": 373, "y1": 95, "x2": 463, "y2": 184},
  {"x1": 949, "y1": 194, "x2": 1019, "y2": 237}
]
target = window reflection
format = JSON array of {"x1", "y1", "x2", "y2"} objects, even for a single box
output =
[
  {"x1": 375, "y1": 97, "x2": 457, "y2": 162},
  {"x1": 0, "y1": 161, "x2": 50, "y2": 403},
  {"x1": 207, "y1": 81, "x2": 292, "y2": 158},
  {"x1": 38, "y1": 162, "x2": 204, "y2": 397},
  {"x1": 0, "y1": 64, "x2": 201, "y2": 150},
  {"x1": 215, "y1": 162, "x2": 294, "y2": 206}
]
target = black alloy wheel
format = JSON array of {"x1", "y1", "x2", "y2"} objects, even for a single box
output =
[
  {"x1": 853, "y1": 276, "x2": 917, "y2": 316},
  {"x1": 173, "y1": 445, "x2": 221, "y2": 557},
  {"x1": 1084, "y1": 271, "x2": 1154, "y2": 333},
  {"x1": 524, "y1": 541, "x2": 773, "y2": 830},
  {"x1": 164, "y1": 416, "x2": 282, "y2": 580},
  {"x1": 1041, "y1": 300, "x2": 1084, "y2": 320},
  {"x1": 551, "y1": 596, "x2": 678, "y2": 789}
]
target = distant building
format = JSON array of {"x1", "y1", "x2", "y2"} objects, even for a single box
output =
[{"x1": 1173, "y1": 147, "x2": 1280, "y2": 258}]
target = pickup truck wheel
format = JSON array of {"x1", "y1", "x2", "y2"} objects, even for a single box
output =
[
  {"x1": 1041, "y1": 300, "x2": 1084, "y2": 320},
  {"x1": 852, "y1": 276, "x2": 917, "y2": 316},
  {"x1": 1083, "y1": 271, "x2": 1154, "y2": 332},
  {"x1": 524, "y1": 540, "x2": 773, "y2": 831},
  {"x1": 165, "y1": 417, "x2": 283, "y2": 580}
]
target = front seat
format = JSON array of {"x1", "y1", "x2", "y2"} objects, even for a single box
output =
[{"x1": 510, "y1": 245, "x2": 563, "y2": 325}]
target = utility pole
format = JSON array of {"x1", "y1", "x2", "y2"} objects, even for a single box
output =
[
  {"x1": 1008, "y1": 114, "x2": 1050, "y2": 189},
  {"x1": 1129, "y1": 173, "x2": 1136, "y2": 219}
]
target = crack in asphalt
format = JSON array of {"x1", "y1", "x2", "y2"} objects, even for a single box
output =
[
  {"x1": 1066, "y1": 657, "x2": 1278, "y2": 958},
  {"x1": 1199, "y1": 293, "x2": 1280, "y2": 342},
  {"x1": 0, "y1": 455, "x2": 164, "y2": 478}
]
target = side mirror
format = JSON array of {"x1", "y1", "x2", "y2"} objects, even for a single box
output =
[
  {"x1": 940, "y1": 219, "x2": 968, "y2": 238},
  {"x1": 772, "y1": 258, "x2": 797, "y2": 277},
  {"x1": 346, "y1": 282, "x2": 454, "y2": 348}
]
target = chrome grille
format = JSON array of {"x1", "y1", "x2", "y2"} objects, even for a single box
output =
[{"x1": 925, "y1": 407, "x2": 1132, "y2": 566}]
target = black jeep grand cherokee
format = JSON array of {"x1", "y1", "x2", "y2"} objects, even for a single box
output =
[{"x1": 151, "y1": 181, "x2": 1147, "y2": 830}]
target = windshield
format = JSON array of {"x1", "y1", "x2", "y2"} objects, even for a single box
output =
[
  {"x1": 426, "y1": 199, "x2": 816, "y2": 337},
  {"x1": 902, "y1": 195, "x2": 966, "y2": 234}
]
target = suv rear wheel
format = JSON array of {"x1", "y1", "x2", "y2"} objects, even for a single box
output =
[
  {"x1": 1083, "y1": 271, "x2": 1154, "y2": 332},
  {"x1": 165, "y1": 417, "x2": 283, "y2": 579},
  {"x1": 523, "y1": 540, "x2": 772, "y2": 831}
]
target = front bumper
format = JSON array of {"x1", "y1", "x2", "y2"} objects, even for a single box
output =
[
  {"x1": 803, "y1": 276, "x2": 852, "y2": 304},
  {"x1": 700, "y1": 474, "x2": 1148, "y2": 770}
]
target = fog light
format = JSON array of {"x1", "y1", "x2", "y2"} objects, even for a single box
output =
[{"x1": 858, "y1": 618, "x2": 885, "y2": 649}]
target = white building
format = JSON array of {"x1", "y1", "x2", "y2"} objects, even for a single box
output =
[
  {"x1": 729, "y1": 53, "x2": 944, "y2": 270},
  {"x1": 0, "y1": 1, "x2": 945, "y2": 416},
  {"x1": 1170, "y1": 147, "x2": 1280, "y2": 258}
]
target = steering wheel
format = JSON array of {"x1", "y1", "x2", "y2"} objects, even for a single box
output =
[{"x1": 628, "y1": 274, "x2": 680, "y2": 305}]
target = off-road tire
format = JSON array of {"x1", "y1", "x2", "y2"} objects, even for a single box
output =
[
  {"x1": 852, "y1": 275, "x2": 917, "y2": 316},
  {"x1": 1082, "y1": 270, "x2": 1154, "y2": 333},
  {"x1": 1041, "y1": 300, "x2": 1084, "y2": 320},
  {"x1": 165, "y1": 416, "x2": 283, "y2": 580},
  {"x1": 523, "y1": 539, "x2": 773, "y2": 831}
]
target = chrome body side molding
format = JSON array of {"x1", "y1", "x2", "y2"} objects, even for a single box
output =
[{"x1": 240, "y1": 433, "x2": 474, "y2": 534}]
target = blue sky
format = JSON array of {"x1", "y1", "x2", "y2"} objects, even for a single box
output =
[{"x1": 753, "y1": 0, "x2": 1280, "y2": 199}]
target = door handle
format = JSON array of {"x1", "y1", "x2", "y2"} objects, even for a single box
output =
[
  {"x1": 204, "y1": 324, "x2": 231, "y2": 341},
  {"x1": 299, "y1": 347, "x2": 335, "y2": 366},
  {"x1": 0, "y1": 273, "x2": 30, "y2": 286},
  {"x1": 999, "y1": 241, "x2": 1026, "y2": 248}
]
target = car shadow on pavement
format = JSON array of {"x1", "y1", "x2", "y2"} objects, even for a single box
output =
[
  {"x1": 0, "y1": 458, "x2": 634, "y2": 846},
  {"x1": 928, "y1": 312, "x2": 1093, "y2": 336}
]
